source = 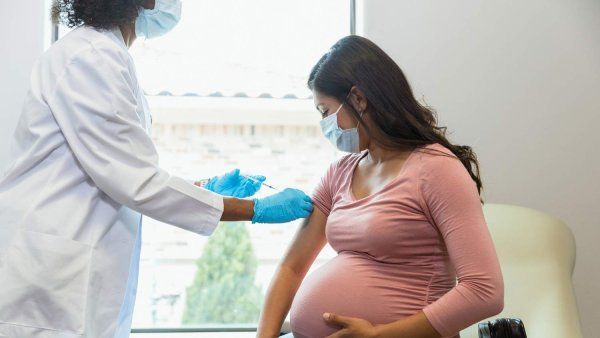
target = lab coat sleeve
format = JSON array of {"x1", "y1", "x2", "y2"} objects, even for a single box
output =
[{"x1": 45, "y1": 42, "x2": 223, "y2": 235}]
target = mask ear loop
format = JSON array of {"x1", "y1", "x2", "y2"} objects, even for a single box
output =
[
  {"x1": 355, "y1": 110, "x2": 364, "y2": 134},
  {"x1": 333, "y1": 102, "x2": 345, "y2": 116},
  {"x1": 343, "y1": 91, "x2": 365, "y2": 130}
]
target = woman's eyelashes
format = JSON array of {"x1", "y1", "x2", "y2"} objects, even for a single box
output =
[{"x1": 317, "y1": 105, "x2": 329, "y2": 118}]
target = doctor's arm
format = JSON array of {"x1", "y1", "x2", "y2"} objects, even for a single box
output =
[{"x1": 46, "y1": 43, "x2": 309, "y2": 234}]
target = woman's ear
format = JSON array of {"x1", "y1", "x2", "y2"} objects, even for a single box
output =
[{"x1": 348, "y1": 86, "x2": 368, "y2": 114}]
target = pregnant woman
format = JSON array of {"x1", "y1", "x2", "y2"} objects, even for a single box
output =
[{"x1": 256, "y1": 36, "x2": 504, "y2": 338}]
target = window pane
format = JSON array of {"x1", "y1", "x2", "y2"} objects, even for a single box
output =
[
  {"x1": 130, "y1": 0, "x2": 350, "y2": 98},
  {"x1": 131, "y1": 1, "x2": 350, "y2": 329},
  {"x1": 133, "y1": 98, "x2": 342, "y2": 328}
]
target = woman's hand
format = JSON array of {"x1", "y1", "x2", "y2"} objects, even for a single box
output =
[
  {"x1": 204, "y1": 168, "x2": 266, "y2": 198},
  {"x1": 323, "y1": 313, "x2": 379, "y2": 338},
  {"x1": 323, "y1": 311, "x2": 442, "y2": 338}
]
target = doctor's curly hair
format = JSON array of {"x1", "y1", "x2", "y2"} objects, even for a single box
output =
[{"x1": 51, "y1": 0, "x2": 143, "y2": 30}]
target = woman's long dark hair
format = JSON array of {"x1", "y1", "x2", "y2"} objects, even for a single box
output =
[{"x1": 309, "y1": 35, "x2": 483, "y2": 198}]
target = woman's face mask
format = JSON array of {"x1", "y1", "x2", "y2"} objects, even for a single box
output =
[
  {"x1": 319, "y1": 101, "x2": 363, "y2": 153},
  {"x1": 135, "y1": 0, "x2": 182, "y2": 39}
]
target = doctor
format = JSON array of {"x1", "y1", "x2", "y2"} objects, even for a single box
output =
[{"x1": 0, "y1": 0, "x2": 313, "y2": 337}]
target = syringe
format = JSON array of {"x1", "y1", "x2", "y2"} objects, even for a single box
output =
[{"x1": 243, "y1": 175, "x2": 278, "y2": 190}]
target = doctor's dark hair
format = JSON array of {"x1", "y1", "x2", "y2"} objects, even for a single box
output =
[
  {"x1": 51, "y1": 0, "x2": 143, "y2": 30},
  {"x1": 308, "y1": 35, "x2": 483, "y2": 198}
]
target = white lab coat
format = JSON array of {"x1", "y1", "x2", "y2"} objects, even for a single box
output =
[{"x1": 0, "y1": 26, "x2": 224, "y2": 337}]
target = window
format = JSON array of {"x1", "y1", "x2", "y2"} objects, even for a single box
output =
[
  {"x1": 50, "y1": 0, "x2": 353, "y2": 332},
  {"x1": 133, "y1": 1, "x2": 351, "y2": 330}
]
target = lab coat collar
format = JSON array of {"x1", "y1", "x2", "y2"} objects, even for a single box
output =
[{"x1": 108, "y1": 26, "x2": 128, "y2": 50}]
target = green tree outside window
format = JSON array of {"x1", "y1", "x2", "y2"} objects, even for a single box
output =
[{"x1": 182, "y1": 222, "x2": 263, "y2": 324}]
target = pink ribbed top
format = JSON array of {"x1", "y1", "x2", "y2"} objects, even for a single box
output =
[{"x1": 289, "y1": 143, "x2": 503, "y2": 338}]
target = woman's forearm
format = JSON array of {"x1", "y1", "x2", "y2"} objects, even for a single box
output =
[
  {"x1": 256, "y1": 265, "x2": 305, "y2": 338},
  {"x1": 221, "y1": 197, "x2": 254, "y2": 221},
  {"x1": 373, "y1": 311, "x2": 442, "y2": 338}
]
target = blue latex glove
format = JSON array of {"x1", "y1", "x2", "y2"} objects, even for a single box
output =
[
  {"x1": 252, "y1": 188, "x2": 313, "y2": 224},
  {"x1": 205, "y1": 169, "x2": 266, "y2": 198}
]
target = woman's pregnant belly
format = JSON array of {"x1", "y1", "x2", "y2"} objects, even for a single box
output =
[{"x1": 290, "y1": 252, "x2": 438, "y2": 338}]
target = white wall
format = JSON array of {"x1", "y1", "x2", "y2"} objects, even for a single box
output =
[
  {"x1": 0, "y1": 0, "x2": 46, "y2": 168},
  {"x1": 361, "y1": 1, "x2": 600, "y2": 337}
]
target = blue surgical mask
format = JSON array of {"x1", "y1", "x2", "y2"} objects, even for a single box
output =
[
  {"x1": 319, "y1": 102, "x2": 363, "y2": 153},
  {"x1": 135, "y1": 0, "x2": 182, "y2": 39}
]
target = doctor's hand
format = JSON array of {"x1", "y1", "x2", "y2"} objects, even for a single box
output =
[
  {"x1": 204, "y1": 168, "x2": 266, "y2": 198},
  {"x1": 323, "y1": 313, "x2": 378, "y2": 338},
  {"x1": 252, "y1": 188, "x2": 313, "y2": 223}
]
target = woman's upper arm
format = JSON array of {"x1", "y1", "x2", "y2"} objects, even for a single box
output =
[
  {"x1": 280, "y1": 207, "x2": 328, "y2": 276},
  {"x1": 279, "y1": 157, "x2": 341, "y2": 275},
  {"x1": 419, "y1": 153, "x2": 504, "y2": 337}
]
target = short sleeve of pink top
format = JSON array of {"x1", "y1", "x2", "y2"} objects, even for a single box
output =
[{"x1": 289, "y1": 143, "x2": 504, "y2": 338}]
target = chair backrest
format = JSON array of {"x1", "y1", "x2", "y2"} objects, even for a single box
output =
[{"x1": 460, "y1": 204, "x2": 583, "y2": 338}]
